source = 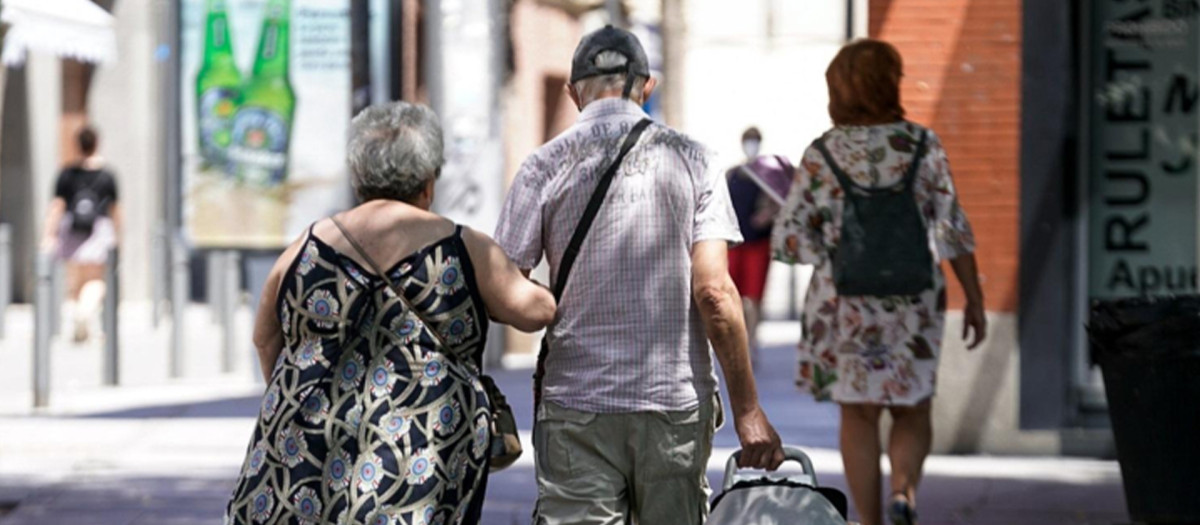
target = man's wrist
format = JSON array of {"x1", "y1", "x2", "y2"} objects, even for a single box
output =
[{"x1": 729, "y1": 399, "x2": 762, "y2": 420}]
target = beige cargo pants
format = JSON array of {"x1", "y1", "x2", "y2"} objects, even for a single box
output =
[{"x1": 532, "y1": 397, "x2": 720, "y2": 525}]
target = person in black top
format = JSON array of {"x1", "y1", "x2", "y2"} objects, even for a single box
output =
[{"x1": 41, "y1": 126, "x2": 122, "y2": 343}]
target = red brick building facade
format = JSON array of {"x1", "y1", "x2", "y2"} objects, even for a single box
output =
[{"x1": 871, "y1": 0, "x2": 1022, "y2": 312}]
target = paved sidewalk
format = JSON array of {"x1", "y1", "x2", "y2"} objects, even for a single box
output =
[{"x1": 0, "y1": 310, "x2": 1128, "y2": 524}]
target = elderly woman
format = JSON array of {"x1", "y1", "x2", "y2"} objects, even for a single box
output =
[
  {"x1": 225, "y1": 102, "x2": 555, "y2": 525},
  {"x1": 772, "y1": 40, "x2": 986, "y2": 525}
]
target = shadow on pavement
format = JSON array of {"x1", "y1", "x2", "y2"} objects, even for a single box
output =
[
  {"x1": 72, "y1": 396, "x2": 262, "y2": 419},
  {"x1": 0, "y1": 475, "x2": 235, "y2": 525},
  {"x1": 15, "y1": 345, "x2": 1124, "y2": 525},
  {"x1": 0, "y1": 469, "x2": 1127, "y2": 525}
]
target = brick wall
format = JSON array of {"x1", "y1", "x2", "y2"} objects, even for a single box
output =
[{"x1": 870, "y1": 0, "x2": 1022, "y2": 312}]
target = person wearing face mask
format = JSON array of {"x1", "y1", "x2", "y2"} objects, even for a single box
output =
[{"x1": 726, "y1": 127, "x2": 794, "y2": 367}]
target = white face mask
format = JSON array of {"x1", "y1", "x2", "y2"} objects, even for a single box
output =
[{"x1": 742, "y1": 139, "x2": 761, "y2": 159}]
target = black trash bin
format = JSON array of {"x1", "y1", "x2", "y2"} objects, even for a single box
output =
[{"x1": 1089, "y1": 295, "x2": 1200, "y2": 525}]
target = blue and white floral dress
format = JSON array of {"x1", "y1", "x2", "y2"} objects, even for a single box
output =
[{"x1": 226, "y1": 224, "x2": 492, "y2": 525}]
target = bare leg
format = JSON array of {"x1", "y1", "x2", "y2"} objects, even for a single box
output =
[
  {"x1": 887, "y1": 400, "x2": 933, "y2": 507},
  {"x1": 66, "y1": 263, "x2": 86, "y2": 300},
  {"x1": 840, "y1": 403, "x2": 884, "y2": 525},
  {"x1": 67, "y1": 263, "x2": 106, "y2": 342}
]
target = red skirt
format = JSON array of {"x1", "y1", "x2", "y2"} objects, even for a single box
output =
[{"x1": 728, "y1": 238, "x2": 772, "y2": 302}]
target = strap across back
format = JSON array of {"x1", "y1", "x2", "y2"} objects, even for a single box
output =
[
  {"x1": 533, "y1": 117, "x2": 654, "y2": 409},
  {"x1": 329, "y1": 215, "x2": 450, "y2": 350},
  {"x1": 814, "y1": 128, "x2": 929, "y2": 195},
  {"x1": 551, "y1": 118, "x2": 655, "y2": 300}
]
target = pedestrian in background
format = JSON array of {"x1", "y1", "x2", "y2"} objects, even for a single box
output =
[
  {"x1": 225, "y1": 102, "x2": 555, "y2": 525},
  {"x1": 726, "y1": 126, "x2": 794, "y2": 366},
  {"x1": 41, "y1": 126, "x2": 121, "y2": 343},
  {"x1": 495, "y1": 25, "x2": 784, "y2": 525},
  {"x1": 772, "y1": 39, "x2": 987, "y2": 525}
]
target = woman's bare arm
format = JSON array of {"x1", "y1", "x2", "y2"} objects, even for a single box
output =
[
  {"x1": 41, "y1": 198, "x2": 66, "y2": 251},
  {"x1": 949, "y1": 252, "x2": 987, "y2": 349},
  {"x1": 460, "y1": 227, "x2": 556, "y2": 332},
  {"x1": 253, "y1": 238, "x2": 304, "y2": 382},
  {"x1": 108, "y1": 201, "x2": 123, "y2": 245}
]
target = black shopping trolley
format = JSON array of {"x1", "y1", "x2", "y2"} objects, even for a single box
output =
[{"x1": 710, "y1": 446, "x2": 848, "y2": 525}]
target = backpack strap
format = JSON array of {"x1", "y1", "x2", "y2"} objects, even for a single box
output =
[
  {"x1": 814, "y1": 129, "x2": 930, "y2": 193},
  {"x1": 901, "y1": 130, "x2": 930, "y2": 190},
  {"x1": 533, "y1": 117, "x2": 653, "y2": 410},
  {"x1": 812, "y1": 136, "x2": 859, "y2": 193}
]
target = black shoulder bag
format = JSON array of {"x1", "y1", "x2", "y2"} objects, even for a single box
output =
[{"x1": 533, "y1": 117, "x2": 653, "y2": 411}]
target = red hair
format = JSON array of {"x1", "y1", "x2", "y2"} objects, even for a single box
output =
[{"x1": 826, "y1": 39, "x2": 906, "y2": 126}]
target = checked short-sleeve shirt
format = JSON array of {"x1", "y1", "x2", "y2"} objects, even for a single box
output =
[{"x1": 495, "y1": 98, "x2": 743, "y2": 413}]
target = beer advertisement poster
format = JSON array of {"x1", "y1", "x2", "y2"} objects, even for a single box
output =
[{"x1": 181, "y1": 0, "x2": 352, "y2": 248}]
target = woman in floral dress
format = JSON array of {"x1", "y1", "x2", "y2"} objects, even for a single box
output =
[
  {"x1": 225, "y1": 102, "x2": 555, "y2": 525},
  {"x1": 772, "y1": 40, "x2": 986, "y2": 525}
]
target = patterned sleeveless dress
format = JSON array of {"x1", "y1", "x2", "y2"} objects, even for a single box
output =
[{"x1": 226, "y1": 224, "x2": 492, "y2": 525}]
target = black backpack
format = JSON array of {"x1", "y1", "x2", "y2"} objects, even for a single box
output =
[
  {"x1": 813, "y1": 129, "x2": 934, "y2": 297},
  {"x1": 67, "y1": 170, "x2": 109, "y2": 235}
]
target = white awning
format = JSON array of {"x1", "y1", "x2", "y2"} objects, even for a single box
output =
[{"x1": 1, "y1": 0, "x2": 118, "y2": 66}]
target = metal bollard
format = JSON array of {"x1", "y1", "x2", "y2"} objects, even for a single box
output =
[
  {"x1": 207, "y1": 250, "x2": 223, "y2": 325},
  {"x1": 151, "y1": 226, "x2": 167, "y2": 328},
  {"x1": 788, "y1": 265, "x2": 799, "y2": 320},
  {"x1": 169, "y1": 235, "x2": 189, "y2": 379},
  {"x1": 50, "y1": 255, "x2": 63, "y2": 337},
  {"x1": 0, "y1": 223, "x2": 11, "y2": 340},
  {"x1": 221, "y1": 251, "x2": 241, "y2": 374},
  {"x1": 33, "y1": 252, "x2": 54, "y2": 408},
  {"x1": 102, "y1": 248, "x2": 120, "y2": 385}
]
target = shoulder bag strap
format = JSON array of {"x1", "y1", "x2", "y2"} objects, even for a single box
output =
[
  {"x1": 533, "y1": 117, "x2": 653, "y2": 409},
  {"x1": 329, "y1": 215, "x2": 450, "y2": 350},
  {"x1": 551, "y1": 117, "x2": 653, "y2": 300}
]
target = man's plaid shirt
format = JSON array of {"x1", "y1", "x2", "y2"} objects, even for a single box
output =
[{"x1": 495, "y1": 98, "x2": 743, "y2": 413}]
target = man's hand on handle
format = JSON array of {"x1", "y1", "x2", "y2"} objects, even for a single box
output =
[
  {"x1": 691, "y1": 240, "x2": 786, "y2": 471},
  {"x1": 734, "y1": 404, "x2": 785, "y2": 471}
]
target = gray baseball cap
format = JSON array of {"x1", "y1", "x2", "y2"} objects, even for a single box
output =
[{"x1": 569, "y1": 25, "x2": 651, "y2": 84}]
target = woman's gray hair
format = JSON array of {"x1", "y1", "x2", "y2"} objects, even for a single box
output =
[{"x1": 347, "y1": 102, "x2": 444, "y2": 203}]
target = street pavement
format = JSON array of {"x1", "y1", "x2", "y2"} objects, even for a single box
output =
[{"x1": 0, "y1": 307, "x2": 1128, "y2": 524}]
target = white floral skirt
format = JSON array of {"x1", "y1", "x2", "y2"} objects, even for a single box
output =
[{"x1": 796, "y1": 264, "x2": 947, "y2": 406}]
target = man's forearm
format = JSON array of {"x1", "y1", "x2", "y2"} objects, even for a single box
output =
[{"x1": 698, "y1": 279, "x2": 759, "y2": 416}]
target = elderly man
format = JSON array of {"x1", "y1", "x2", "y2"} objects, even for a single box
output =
[{"x1": 495, "y1": 26, "x2": 784, "y2": 524}]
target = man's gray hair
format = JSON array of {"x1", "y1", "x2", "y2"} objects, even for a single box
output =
[
  {"x1": 347, "y1": 102, "x2": 444, "y2": 203},
  {"x1": 572, "y1": 50, "x2": 648, "y2": 105}
]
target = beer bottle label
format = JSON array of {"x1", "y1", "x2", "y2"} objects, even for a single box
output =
[
  {"x1": 198, "y1": 87, "x2": 238, "y2": 167},
  {"x1": 228, "y1": 107, "x2": 290, "y2": 185}
]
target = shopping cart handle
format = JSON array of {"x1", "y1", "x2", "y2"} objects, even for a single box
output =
[{"x1": 723, "y1": 446, "x2": 818, "y2": 492}]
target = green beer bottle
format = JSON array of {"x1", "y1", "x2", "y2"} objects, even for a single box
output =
[
  {"x1": 195, "y1": 0, "x2": 242, "y2": 170},
  {"x1": 229, "y1": 0, "x2": 295, "y2": 185}
]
